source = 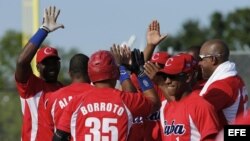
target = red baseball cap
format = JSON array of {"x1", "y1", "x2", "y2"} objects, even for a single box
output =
[
  {"x1": 150, "y1": 52, "x2": 170, "y2": 65},
  {"x1": 177, "y1": 53, "x2": 198, "y2": 70},
  {"x1": 159, "y1": 54, "x2": 193, "y2": 75},
  {"x1": 36, "y1": 46, "x2": 60, "y2": 63}
]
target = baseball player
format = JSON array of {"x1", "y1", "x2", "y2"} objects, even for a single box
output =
[
  {"x1": 128, "y1": 51, "x2": 170, "y2": 141},
  {"x1": 199, "y1": 39, "x2": 248, "y2": 128},
  {"x1": 53, "y1": 50, "x2": 160, "y2": 141},
  {"x1": 116, "y1": 20, "x2": 169, "y2": 141},
  {"x1": 42, "y1": 54, "x2": 93, "y2": 140},
  {"x1": 158, "y1": 54, "x2": 220, "y2": 140},
  {"x1": 15, "y1": 6, "x2": 64, "y2": 141}
]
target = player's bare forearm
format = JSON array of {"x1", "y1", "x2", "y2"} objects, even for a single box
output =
[
  {"x1": 16, "y1": 43, "x2": 40, "y2": 83},
  {"x1": 120, "y1": 79, "x2": 137, "y2": 92},
  {"x1": 143, "y1": 44, "x2": 156, "y2": 62}
]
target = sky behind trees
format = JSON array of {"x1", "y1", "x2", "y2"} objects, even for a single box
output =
[{"x1": 1, "y1": 0, "x2": 250, "y2": 56}]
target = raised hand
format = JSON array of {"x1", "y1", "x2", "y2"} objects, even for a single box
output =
[
  {"x1": 121, "y1": 45, "x2": 131, "y2": 65},
  {"x1": 110, "y1": 44, "x2": 122, "y2": 66},
  {"x1": 41, "y1": 6, "x2": 64, "y2": 32},
  {"x1": 144, "y1": 61, "x2": 161, "y2": 80},
  {"x1": 131, "y1": 48, "x2": 145, "y2": 76},
  {"x1": 146, "y1": 20, "x2": 167, "y2": 46}
]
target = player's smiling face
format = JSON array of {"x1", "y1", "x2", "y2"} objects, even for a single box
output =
[
  {"x1": 162, "y1": 73, "x2": 187, "y2": 98},
  {"x1": 37, "y1": 57, "x2": 60, "y2": 83}
]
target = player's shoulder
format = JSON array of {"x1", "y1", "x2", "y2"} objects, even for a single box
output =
[
  {"x1": 16, "y1": 73, "x2": 42, "y2": 87},
  {"x1": 49, "y1": 86, "x2": 66, "y2": 96},
  {"x1": 212, "y1": 75, "x2": 244, "y2": 87},
  {"x1": 46, "y1": 84, "x2": 72, "y2": 100},
  {"x1": 83, "y1": 87, "x2": 121, "y2": 98},
  {"x1": 208, "y1": 76, "x2": 246, "y2": 96},
  {"x1": 186, "y1": 92, "x2": 214, "y2": 109}
]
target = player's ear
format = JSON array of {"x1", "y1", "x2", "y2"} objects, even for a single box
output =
[{"x1": 211, "y1": 56, "x2": 219, "y2": 65}]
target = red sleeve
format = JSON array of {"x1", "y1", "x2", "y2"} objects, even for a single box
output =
[
  {"x1": 192, "y1": 99, "x2": 220, "y2": 140},
  {"x1": 203, "y1": 82, "x2": 233, "y2": 111},
  {"x1": 56, "y1": 94, "x2": 84, "y2": 133},
  {"x1": 120, "y1": 91, "x2": 154, "y2": 118},
  {"x1": 15, "y1": 74, "x2": 42, "y2": 98},
  {"x1": 56, "y1": 108, "x2": 71, "y2": 132},
  {"x1": 44, "y1": 93, "x2": 56, "y2": 128}
]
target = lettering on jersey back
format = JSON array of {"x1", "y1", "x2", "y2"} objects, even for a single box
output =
[
  {"x1": 59, "y1": 96, "x2": 73, "y2": 109},
  {"x1": 164, "y1": 120, "x2": 186, "y2": 135},
  {"x1": 80, "y1": 102, "x2": 124, "y2": 116}
]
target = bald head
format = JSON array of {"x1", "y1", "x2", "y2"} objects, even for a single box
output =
[{"x1": 201, "y1": 39, "x2": 229, "y2": 62}]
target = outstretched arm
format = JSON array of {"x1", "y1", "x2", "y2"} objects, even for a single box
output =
[
  {"x1": 15, "y1": 6, "x2": 64, "y2": 83},
  {"x1": 110, "y1": 44, "x2": 137, "y2": 92},
  {"x1": 143, "y1": 20, "x2": 167, "y2": 62},
  {"x1": 131, "y1": 49, "x2": 161, "y2": 112}
]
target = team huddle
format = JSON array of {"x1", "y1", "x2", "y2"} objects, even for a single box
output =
[{"x1": 15, "y1": 6, "x2": 249, "y2": 141}]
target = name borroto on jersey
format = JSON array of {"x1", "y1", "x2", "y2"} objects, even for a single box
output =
[{"x1": 80, "y1": 102, "x2": 125, "y2": 116}]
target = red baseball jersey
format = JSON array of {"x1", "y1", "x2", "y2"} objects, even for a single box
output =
[
  {"x1": 128, "y1": 84, "x2": 164, "y2": 141},
  {"x1": 143, "y1": 85, "x2": 164, "y2": 141},
  {"x1": 160, "y1": 91, "x2": 220, "y2": 141},
  {"x1": 57, "y1": 87, "x2": 154, "y2": 141},
  {"x1": 201, "y1": 76, "x2": 248, "y2": 127},
  {"x1": 143, "y1": 116, "x2": 162, "y2": 141},
  {"x1": 15, "y1": 74, "x2": 63, "y2": 141},
  {"x1": 42, "y1": 82, "x2": 93, "y2": 140}
]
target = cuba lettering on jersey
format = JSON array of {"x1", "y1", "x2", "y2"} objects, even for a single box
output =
[
  {"x1": 163, "y1": 120, "x2": 185, "y2": 135},
  {"x1": 160, "y1": 93, "x2": 220, "y2": 141},
  {"x1": 147, "y1": 110, "x2": 160, "y2": 121},
  {"x1": 133, "y1": 106, "x2": 160, "y2": 124}
]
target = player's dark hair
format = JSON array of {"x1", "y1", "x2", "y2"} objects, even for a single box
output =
[
  {"x1": 186, "y1": 45, "x2": 201, "y2": 60},
  {"x1": 69, "y1": 53, "x2": 89, "y2": 80}
]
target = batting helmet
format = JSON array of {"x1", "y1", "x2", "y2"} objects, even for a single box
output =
[{"x1": 88, "y1": 50, "x2": 119, "y2": 82}]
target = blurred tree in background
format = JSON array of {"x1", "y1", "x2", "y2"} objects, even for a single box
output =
[
  {"x1": 0, "y1": 30, "x2": 22, "y2": 90},
  {"x1": 0, "y1": 91, "x2": 21, "y2": 140},
  {"x1": 0, "y1": 7, "x2": 250, "y2": 140},
  {"x1": 158, "y1": 8, "x2": 250, "y2": 52}
]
